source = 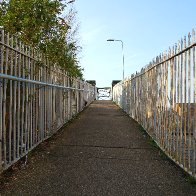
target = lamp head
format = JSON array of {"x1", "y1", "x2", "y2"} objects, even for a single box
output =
[{"x1": 107, "y1": 39, "x2": 115, "y2": 41}]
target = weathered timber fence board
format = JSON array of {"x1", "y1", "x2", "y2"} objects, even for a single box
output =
[
  {"x1": 0, "y1": 29, "x2": 96, "y2": 173},
  {"x1": 113, "y1": 29, "x2": 196, "y2": 178}
]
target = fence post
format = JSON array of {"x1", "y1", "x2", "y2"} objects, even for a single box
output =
[
  {"x1": 0, "y1": 29, "x2": 3, "y2": 172},
  {"x1": 0, "y1": 78, "x2": 2, "y2": 172},
  {"x1": 193, "y1": 29, "x2": 196, "y2": 176}
]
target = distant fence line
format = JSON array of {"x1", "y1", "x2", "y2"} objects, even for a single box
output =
[
  {"x1": 113, "y1": 29, "x2": 196, "y2": 178},
  {"x1": 0, "y1": 30, "x2": 96, "y2": 172}
]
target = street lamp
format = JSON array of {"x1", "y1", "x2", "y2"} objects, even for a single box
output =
[{"x1": 107, "y1": 39, "x2": 125, "y2": 80}]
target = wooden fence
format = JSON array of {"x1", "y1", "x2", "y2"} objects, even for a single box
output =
[
  {"x1": 0, "y1": 30, "x2": 95, "y2": 173},
  {"x1": 113, "y1": 29, "x2": 196, "y2": 178}
]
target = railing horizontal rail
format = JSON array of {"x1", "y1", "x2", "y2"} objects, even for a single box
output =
[
  {"x1": 0, "y1": 41, "x2": 36, "y2": 60},
  {"x1": 130, "y1": 42, "x2": 196, "y2": 80},
  {"x1": 0, "y1": 73, "x2": 85, "y2": 91}
]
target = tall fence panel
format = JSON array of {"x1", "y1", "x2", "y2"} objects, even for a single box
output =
[
  {"x1": 113, "y1": 29, "x2": 196, "y2": 178},
  {"x1": 0, "y1": 30, "x2": 95, "y2": 172}
]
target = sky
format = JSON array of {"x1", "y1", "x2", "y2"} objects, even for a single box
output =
[{"x1": 73, "y1": 0, "x2": 196, "y2": 87}]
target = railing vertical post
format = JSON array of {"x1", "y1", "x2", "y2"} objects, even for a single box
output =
[
  {"x1": 176, "y1": 41, "x2": 181, "y2": 163},
  {"x1": 173, "y1": 45, "x2": 177, "y2": 158},
  {"x1": 76, "y1": 79, "x2": 79, "y2": 113},
  {"x1": 187, "y1": 33, "x2": 191, "y2": 171},
  {"x1": 0, "y1": 74, "x2": 2, "y2": 172},
  {"x1": 68, "y1": 78, "x2": 71, "y2": 120},
  {"x1": 192, "y1": 29, "x2": 196, "y2": 177},
  {"x1": 0, "y1": 29, "x2": 3, "y2": 172}
]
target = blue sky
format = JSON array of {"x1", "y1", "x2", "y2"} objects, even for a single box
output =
[{"x1": 74, "y1": 0, "x2": 196, "y2": 87}]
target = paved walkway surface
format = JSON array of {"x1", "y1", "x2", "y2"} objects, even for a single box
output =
[{"x1": 0, "y1": 100, "x2": 196, "y2": 195}]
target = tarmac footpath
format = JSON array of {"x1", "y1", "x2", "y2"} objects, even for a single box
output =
[{"x1": 0, "y1": 100, "x2": 196, "y2": 196}]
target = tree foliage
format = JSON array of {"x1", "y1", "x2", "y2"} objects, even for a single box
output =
[{"x1": 0, "y1": 0, "x2": 83, "y2": 77}]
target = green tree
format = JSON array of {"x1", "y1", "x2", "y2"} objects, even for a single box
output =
[{"x1": 0, "y1": 0, "x2": 83, "y2": 77}]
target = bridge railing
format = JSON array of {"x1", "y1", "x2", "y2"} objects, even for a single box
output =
[
  {"x1": 0, "y1": 30, "x2": 95, "y2": 172},
  {"x1": 113, "y1": 29, "x2": 196, "y2": 178}
]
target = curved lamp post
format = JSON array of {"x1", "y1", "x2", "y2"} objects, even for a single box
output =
[{"x1": 107, "y1": 39, "x2": 125, "y2": 80}]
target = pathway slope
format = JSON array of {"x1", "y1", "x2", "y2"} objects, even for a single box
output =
[{"x1": 1, "y1": 100, "x2": 196, "y2": 195}]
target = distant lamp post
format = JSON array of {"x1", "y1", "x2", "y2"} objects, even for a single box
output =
[{"x1": 107, "y1": 39, "x2": 125, "y2": 80}]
